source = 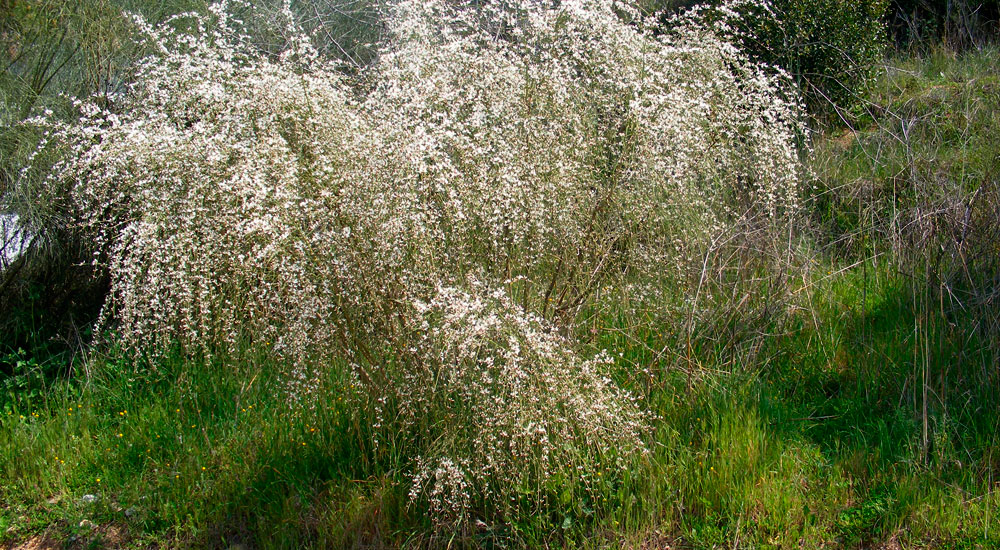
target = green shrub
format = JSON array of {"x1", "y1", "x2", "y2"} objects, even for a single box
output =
[
  {"x1": 649, "y1": 0, "x2": 890, "y2": 120},
  {"x1": 735, "y1": 0, "x2": 890, "y2": 120}
]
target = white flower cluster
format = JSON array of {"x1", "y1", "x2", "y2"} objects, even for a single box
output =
[
  {"x1": 400, "y1": 279, "x2": 648, "y2": 529},
  {"x1": 30, "y1": 0, "x2": 806, "y2": 527}
]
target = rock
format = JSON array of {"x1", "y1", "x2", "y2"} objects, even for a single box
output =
[
  {"x1": 80, "y1": 494, "x2": 98, "y2": 504},
  {"x1": 1, "y1": 213, "x2": 30, "y2": 264}
]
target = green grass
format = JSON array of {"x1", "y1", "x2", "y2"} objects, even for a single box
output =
[
  {"x1": 0, "y1": 350, "x2": 416, "y2": 548},
  {"x1": 814, "y1": 46, "x2": 1000, "y2": 257},
  {"x1": 2, "y1": 256, "x2": 997, "y2": 548}
]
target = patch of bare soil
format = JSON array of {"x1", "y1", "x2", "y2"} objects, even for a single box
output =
[
  {"x1": 2, "y1": 534, "x2": 60, "y2": 550},
  {"x1": 3, "y1": 523, "x2": 129, "y2": 550}
]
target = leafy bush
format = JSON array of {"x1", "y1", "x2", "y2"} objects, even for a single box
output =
[
  {"x1": 649, "y1": 0, "x2": 889, "y2": 119},
  {"x1": 734, "y1": 0, "x2": 890, "y2": 118}
]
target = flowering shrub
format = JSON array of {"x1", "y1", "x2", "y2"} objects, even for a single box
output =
[
  {"x1": 27, "y1": 0, "x2": 807, "y2": 529},
  {"x1": 399, "y1": 279, "x2": 649, "y2": 530},
  {"x1": 368, "y1": 0, "x2": 806, "y2": 329}
]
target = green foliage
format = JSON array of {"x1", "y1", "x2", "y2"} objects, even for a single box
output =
[
  {"x1": 836, "y1": 489, "x2": 895, "y2": 546},
  {"x1": 735, "y1": 0, "x2": 890, "y2": 119},
  {"x1": 4, "y1": 264, "x2": 999, "y2": 548},
  {"x1": 1, "y1": 348, "x2": 45, "y2": 412},
  {"x1": 646, "y1": 0, "x2": 890, "y2": 119}
]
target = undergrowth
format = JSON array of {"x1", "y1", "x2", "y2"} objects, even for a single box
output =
[{"x1": 3, "y1": 257, "x2": 998, "y2": 548}]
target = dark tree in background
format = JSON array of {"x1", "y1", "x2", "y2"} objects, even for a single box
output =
[{"x1": 889, "y1": 0, "x2": 999, "y2": 49}]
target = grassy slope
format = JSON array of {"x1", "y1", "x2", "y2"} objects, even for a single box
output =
[{"x1": 2, "y1": 49, "x2": 999, "y2": 550}]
